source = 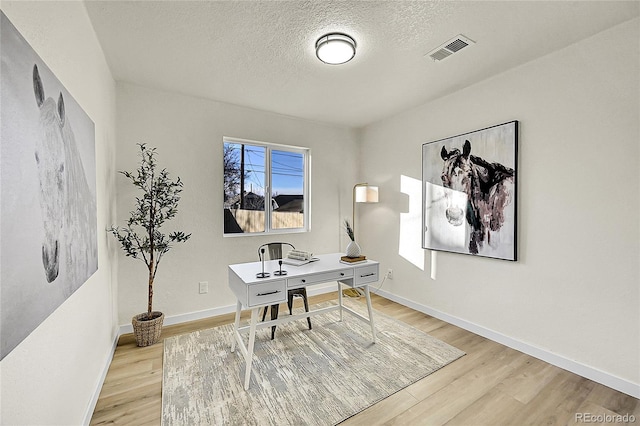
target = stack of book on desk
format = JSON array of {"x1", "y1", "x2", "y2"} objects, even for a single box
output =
[
  {"x1": 340, "y1": 255, "x2": 367, "y2": 264},
  {"x1": 282, "y1": 250, "x2": 319, "y2": 266}
]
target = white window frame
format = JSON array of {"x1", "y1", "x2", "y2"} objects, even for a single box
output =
[{"x1": 223, "y1": 136, "x2": 311, "y2": 236}]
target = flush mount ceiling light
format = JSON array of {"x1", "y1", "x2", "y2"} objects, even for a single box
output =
[{"x1": 315, "y1": 33, "x2": 356, "y2": 65}]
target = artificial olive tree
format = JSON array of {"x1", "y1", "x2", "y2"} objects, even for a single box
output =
[{"x1": 109, "y1": 143, "x2": 191, "y2": 320}]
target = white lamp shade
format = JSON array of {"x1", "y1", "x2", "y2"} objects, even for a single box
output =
[
  {"x1": 355, "y1": 185, "x2": 379, "y2": 203},
  {"x1": 316, "y1": 33, "x2": 356, "y2": 65}
]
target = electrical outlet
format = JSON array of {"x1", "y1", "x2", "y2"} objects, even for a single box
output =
[
  {"x1": 199, "y1": 281, "x2": 209, "y2": 294},
  {"x1": 387, "y1": 269, "x2": 393, "y2": 279}
]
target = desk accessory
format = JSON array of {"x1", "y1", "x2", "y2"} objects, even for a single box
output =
[
  {"x1": 287, "y1": 249, "x2": 313, "y2": 260},
  {"x1": 282, "y1": 257, "x2": 319, "y2": 266},
  {"x1": 340, "y1": 255, "x2": 367, "y2": 264},
  {"x1": 256, "y1": 248, "x2": 271, "y2": 278},
  {"x1": 343, "y1": 219, "x2": 362, "y2": 258},
  {"x1": 274, "y1": 260, "x2": 287, "y2": 276},
  {"x1": 282, "y1": 249, "x2": 319, "y2": 266}
]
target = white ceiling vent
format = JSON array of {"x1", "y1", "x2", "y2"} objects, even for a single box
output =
[{"x1": 426, "y1": 35, "x2": 475, "y2": 62}]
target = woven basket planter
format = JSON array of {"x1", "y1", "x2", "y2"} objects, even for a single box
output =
[{"x1": 132, "y1": 311, "x2": 164, "y2": 347}]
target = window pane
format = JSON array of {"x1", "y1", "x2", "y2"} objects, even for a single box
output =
[
  {"x1": 223, "y1": 142, "x2": 266, "y2": 233},
  {"x1": 271, "y1": 150, "x2": 304, "y2": 230}
]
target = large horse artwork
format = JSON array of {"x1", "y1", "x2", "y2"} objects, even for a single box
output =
[
  {"x1": 1, "y1": 11, "x2": 97, "y2": 361},
  {"x1": 422, "y1": 121, "x2": 517, "y2": 261},
  {"x1": 32, "y1": 64, "x2": 97, "y2": 292},
  {"x1": 440, "y1": 140, "x2": 514, "y2": 255}
]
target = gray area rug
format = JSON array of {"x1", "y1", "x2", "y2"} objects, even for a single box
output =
[{"x1": 162, "y1": 299, "x2": 465, "y2": 425}]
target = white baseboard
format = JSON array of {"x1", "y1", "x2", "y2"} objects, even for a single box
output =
[
  {"x1": 118, "y1": 304, "x2": 237, "y2": 335},
  {"x1": 83, "y1": 327, "x2": 120, "y2": 425},
  {"x1": 371, "y1": 287, "x2": 640, "y2": 399}
]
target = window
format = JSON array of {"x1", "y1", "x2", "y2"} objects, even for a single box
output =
[{"x1": 223, "y1": 137, "x2": 309, "y2": 235}]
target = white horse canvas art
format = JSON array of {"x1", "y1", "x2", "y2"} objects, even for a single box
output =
[
  {"x1": 32, "y1": 64, "x2": 97, "y2": 288},
  {"x1": 1, "y1": 12, "x2": 97, "y2": 360}
]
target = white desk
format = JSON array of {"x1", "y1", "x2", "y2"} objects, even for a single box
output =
[{"x1": 228, "y1": 253, "x2": 379, "y2": 390}]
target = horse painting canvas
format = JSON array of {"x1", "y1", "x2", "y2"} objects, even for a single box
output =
[
  {"x1": 422, "y1": 121, "x2": 517, "y2": 261},
  {"x1": 0, "y1": 12, "x2": 97, "y2": 360}
]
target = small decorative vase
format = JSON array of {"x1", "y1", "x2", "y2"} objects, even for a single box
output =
[{"x1": 346, "y1": 240, "x2": 361, "y2": 258}]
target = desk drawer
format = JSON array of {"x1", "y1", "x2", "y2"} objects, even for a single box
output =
[
  {"x1": 288, "y1": 269, "x2": 353, "y2": 288},
  {"x1": 248, "y1": 280, "x2": 286, "y2": 307},
  {"x1": 355, "y1": 264, "x2": 379, "y2": 286}
]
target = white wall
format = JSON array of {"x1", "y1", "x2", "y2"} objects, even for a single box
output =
[
  {"x1": 359, "y1": 18, "x2": 639, "y2": 393},
  {"x1": 0, "y1": 2, "x2": 118, "y2": 425},
  {"x1": 115, "y1": 83, "x2": 358, "y2": 325}
]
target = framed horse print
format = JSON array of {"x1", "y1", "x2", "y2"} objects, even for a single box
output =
[
  {"x1": 422, "y1": 121, "x2": 518, "y2": 261},
  {"x1": 1, "y1": 12, "x2": 97, "y2": 360}
]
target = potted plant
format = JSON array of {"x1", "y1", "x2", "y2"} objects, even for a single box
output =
[{"x1": 109, "y1": 143, "x2": 191, "y2": 346}]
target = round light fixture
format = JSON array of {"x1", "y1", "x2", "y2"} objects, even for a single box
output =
[{"x1": 315, "y1": 33, "x2": 356, "y2": 65}]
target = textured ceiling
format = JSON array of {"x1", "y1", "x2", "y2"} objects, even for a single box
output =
[{"x1": 84, "y1": 1, "x2": 639, "y2": 128}]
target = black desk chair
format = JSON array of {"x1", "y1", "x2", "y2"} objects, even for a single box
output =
[{"x1": 258, "y1": 242, "x2": 312, "y2": 339}]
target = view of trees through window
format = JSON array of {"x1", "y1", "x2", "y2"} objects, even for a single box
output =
[{"x1": 223, "y1": 139, "x2": 307, "y2": 234}]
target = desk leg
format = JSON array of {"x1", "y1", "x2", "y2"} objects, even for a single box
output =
[
  {"x1": 244, "y1": 307, "x2": 259, "y2": 390},
  {"x1": 230, "y1": 300, "x2": 242, "y2": 353},
  {"x1": 363, "y1": 285, "x2": 377, "y2": 343},
  {"x1": 337, "y1": 282, "x2": 343, "y2": 322}
]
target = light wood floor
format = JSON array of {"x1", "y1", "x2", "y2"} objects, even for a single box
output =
[{"x1": 91, "y1": 292, "x2": 639, "y2": 425}]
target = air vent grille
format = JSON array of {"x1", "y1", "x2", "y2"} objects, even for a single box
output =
[
  {"x1": 430, "y1": 49, "x2": 453, "y2": 61},
  {"x1": 426, "y1": 35, "x2": 475, "y2": 62},
  {"x1": 446, "y1": 39, "x2": 469, "y2": 52}
]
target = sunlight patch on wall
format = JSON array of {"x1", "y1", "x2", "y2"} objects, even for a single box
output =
[
  {"x1": 399, "y1": 175, "x2": 424, "y2": 270},
  {"x1": 424, "y1": 182, "x2": 468, "y2": 251}
]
